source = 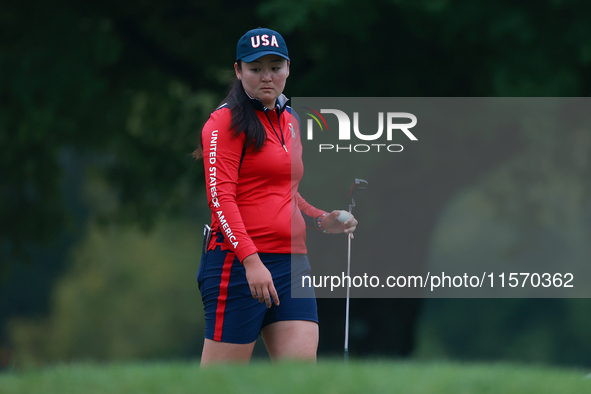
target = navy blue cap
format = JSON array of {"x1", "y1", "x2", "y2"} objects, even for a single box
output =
[{"x1": 236, "y1": 28, "x2": 289, "y2": 62}]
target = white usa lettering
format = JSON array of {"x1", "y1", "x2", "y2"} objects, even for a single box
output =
[{"x1": 250, "y1": 35, "x2": 280, "y2": 49}]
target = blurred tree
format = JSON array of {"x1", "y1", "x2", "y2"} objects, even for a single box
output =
[
  {"x1": 8, "y1": 218, "x2": 204, "y2": 366},
  {"x1": 415, "y1": 185, "x2": 591, "y2": 366}
]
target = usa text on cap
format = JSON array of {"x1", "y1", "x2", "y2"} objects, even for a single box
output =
[{"x1": 236, "y1": 27, "x2": 289, "y2": 62}]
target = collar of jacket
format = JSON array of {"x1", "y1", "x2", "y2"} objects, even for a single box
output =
[{"x1": 246, "y1": 92, "x2": 289, "y2": 114}]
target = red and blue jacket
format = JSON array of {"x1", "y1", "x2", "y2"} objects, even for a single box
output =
[{"x1": 201, "y1": 94, "x2": 326, "y2": 262}]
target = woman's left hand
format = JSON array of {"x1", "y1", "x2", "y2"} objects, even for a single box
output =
[{"x1": 321, "y1": 210, "x2": 359, "y2": 238}]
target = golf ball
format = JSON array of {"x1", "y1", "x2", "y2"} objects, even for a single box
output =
[{"x1": 337, "y1": 210, "x2": 350, "y2": 223}]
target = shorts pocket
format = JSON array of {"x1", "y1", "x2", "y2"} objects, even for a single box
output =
[{"x1": 196, "y1": 252, "x2": 208, "y2": 287}]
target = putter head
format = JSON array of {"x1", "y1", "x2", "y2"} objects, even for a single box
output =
[{"x1": 349, "y1": 178, "x2": 368, "y2": 207}]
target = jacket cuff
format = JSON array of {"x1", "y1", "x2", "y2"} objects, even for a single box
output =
[{"x1": 236, "y1": 245, "x2": 259, "y2": 263}]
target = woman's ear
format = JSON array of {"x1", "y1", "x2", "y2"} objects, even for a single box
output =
[{"x1": 234, "y1": 62, "x2": 242, "y2": 80}]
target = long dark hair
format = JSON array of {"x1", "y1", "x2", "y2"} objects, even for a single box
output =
[{"x1": 192, "y1": 61, "x2": 265, "y2": 160}]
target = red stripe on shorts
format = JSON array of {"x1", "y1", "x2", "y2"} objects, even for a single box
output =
[{"x1": 213, "y1": 252, "x2": 235, "y2": 341}]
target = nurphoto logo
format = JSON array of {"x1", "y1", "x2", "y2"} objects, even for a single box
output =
[{"x1": 304, "y1": 108, "x2": 418, "y2": 153}]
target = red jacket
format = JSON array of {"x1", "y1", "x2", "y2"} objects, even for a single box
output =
[{"x1": 201, "y1": 94, "x2": 326, "y2": 262}]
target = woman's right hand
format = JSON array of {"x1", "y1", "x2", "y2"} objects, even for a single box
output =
[{"x1": 242, "y1": 253, "x2": 280, "y2": 308}]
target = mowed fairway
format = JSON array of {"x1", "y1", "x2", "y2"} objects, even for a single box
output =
[{"x1": 0, "y1": 360, "x2": 589, "y2": 394}]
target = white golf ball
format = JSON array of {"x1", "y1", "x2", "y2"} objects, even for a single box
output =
[{"x1": 337, "y1": 210, "x2": 350, "y2": 223}]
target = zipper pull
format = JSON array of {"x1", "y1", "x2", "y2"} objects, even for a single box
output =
[{"x1": 283, "y1": 144, "x2": 288, "y2": 153}]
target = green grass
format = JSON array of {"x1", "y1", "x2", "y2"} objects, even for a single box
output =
[{"x1": 0, "y1": 359, "x2": 589, "y2": 394}]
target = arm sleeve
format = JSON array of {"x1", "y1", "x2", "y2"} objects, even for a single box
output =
[
  {"x1": 296, "y1": 192, "x2": 327, "y2": 230},
  {"x1": 202, "y1": 110, "x2": 258, "y2": 261}
]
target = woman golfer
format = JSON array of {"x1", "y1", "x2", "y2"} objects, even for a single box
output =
[{"x1": 195, "y1": 27, "x2": 358, "y2": 364}]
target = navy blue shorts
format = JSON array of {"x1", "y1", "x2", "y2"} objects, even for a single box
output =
[{"x1": 197, "y1": 247, "x2": 318, "y2": 344}]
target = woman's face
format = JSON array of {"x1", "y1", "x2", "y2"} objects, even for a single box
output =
[{"x1": 235, "y1": 55, "x2": 290, "y2": 109}]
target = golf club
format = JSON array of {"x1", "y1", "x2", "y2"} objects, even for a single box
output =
[{"x1": 344, "y1": 178, "x2": 368, "y2": 362}]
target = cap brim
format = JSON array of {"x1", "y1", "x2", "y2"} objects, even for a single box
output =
[{"x1": 240, "y1": 50, "x2": 290, "y2": 63}]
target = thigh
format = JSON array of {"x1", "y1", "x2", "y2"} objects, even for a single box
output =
[
  {"x1": 261, "y1": 320, "x2": 319, "y2": 361},
  {"x1": 200, "y1": 338, "x2": 256, "y2": 366}
]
